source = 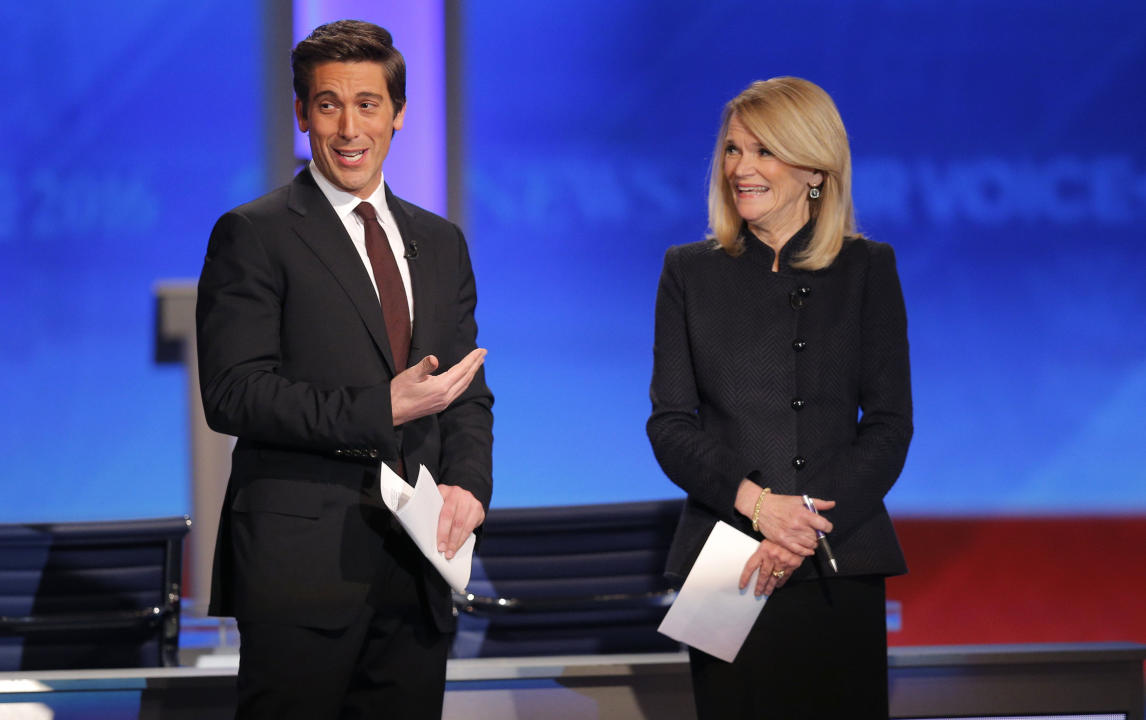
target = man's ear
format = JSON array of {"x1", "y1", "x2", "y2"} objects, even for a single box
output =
[
  {"x1": 295, "y1": 97, "x2": 309, "y2": 133},
  {"x1": 392, "y1": 101, "x2": 406, "y2": 132}
]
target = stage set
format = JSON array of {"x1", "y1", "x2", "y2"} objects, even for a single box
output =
[
  {"x1": 2, "y1": 289, "x2": 1145, "y2": 715},
  {"x1": 1, "y1": 508, "x2": 1144, "y2": 719},
  {"x1": 1, "y1": 646, "x2": 1144, "y2": 719},
  {"x1": 5, "y1": 0, "x2": 1146, "y2": 718}
]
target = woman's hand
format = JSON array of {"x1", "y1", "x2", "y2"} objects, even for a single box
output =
[
  {"x1": 739, "y1": 538, "x2": 803, "y2": 597},
  {"x1": 735, "y1": 480, "x2": 835, "y2": 557}
]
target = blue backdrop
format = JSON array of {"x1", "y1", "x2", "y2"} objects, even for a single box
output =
[
  {"x1": 1, "y1": 1, "x2": 264, "y2": 521},
  {"x1": 461, "y1": 1, "x2": 1146, "y2": 512},
  {"x1": 1, "y1": 1, "x2": 1143, "y2": 521}
]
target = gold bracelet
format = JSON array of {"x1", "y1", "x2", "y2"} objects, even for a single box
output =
[{"x1": 751, "y1": 487, "x2": 771, "y2": 533}]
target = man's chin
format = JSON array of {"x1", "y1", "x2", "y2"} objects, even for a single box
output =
[{"x1": 325, "y1": 169, "x2": 378, "y2": 197}]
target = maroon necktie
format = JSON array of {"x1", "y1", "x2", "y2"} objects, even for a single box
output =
[{"x1": 354, "y1": 202, "x2": 411, "y2": 372}]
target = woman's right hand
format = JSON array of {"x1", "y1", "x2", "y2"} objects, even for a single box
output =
[
  {"x1": 735, "y1": 480, "x2": 835, "y2": 557},
  {"x1": 739, "y1": 538, "x2": 802, "y2": 597}
]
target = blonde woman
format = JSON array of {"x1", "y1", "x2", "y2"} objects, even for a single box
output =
[{"x1": 648, "y1": 77, "x2": 912, "y2": 718}]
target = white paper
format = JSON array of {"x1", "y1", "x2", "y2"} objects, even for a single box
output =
[
  {"x1": 657, "y1": 521, "x2": 767, "y2": 662},
  {"x1": 378, "y1": 463, "x2": 475, "y2": 594}
]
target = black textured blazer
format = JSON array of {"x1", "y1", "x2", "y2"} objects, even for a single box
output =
[{"x1": 647, "y1": 223, "x2": 912, "y2": 586}]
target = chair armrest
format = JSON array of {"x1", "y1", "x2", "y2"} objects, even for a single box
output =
[
  {"x1": 454, "y1": 589, "x2": 676, "y2": 615},
  {"x1": 0, "y1": 606, "x2": 169, "y2": 633}
]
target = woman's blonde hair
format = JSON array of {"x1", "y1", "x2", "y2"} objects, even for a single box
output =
[{"x1": 707, "y1": 77, "x2": 860, "y2": 270}]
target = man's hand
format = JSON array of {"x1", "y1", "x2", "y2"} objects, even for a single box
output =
[
  {"x1": 437, "y1": 484, "x2": 485, "y2": 559},
  {"x1": 391, "y1": 348, "x2": 487, "y2": 426}
]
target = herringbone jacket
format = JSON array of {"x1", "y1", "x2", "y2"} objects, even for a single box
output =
[{"x1": 648, "y1": 223, "x2": 912, "y2": 586}]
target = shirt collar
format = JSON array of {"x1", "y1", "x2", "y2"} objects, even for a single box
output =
[{"x1": 308, "y1": 160, "x2": 389, "y2": 222}]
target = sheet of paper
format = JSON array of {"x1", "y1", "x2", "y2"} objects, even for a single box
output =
[
  {"x1": 657, "y1": 521, "x2": 767, "y2": 662},
  {"x1": 378, "y1": 463, "x2": 475, "y2": 594}
]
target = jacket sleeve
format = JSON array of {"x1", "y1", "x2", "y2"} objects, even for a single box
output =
[
  {"x1": 646, "y1": 246, "x2": 755, "y2": 523},
  {"x1": 435, "y1": 225, "x2": 494, "y2": 510},
  {"x1": 195, "y1": 209, "x2": 399, "y2": 457},
  {"x1": 801, "y1": 242, "x2": 913, "y2": 537}
]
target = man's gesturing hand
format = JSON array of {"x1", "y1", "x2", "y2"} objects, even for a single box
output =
[
  {"x1": 437, "y1": 484, "x2": 485, "y2": 559},
  {"x1": 391, "y1": 348, "x2": 487, "y2": 426}
]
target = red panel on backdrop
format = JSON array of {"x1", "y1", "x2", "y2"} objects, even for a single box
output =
[{"x1": 886, "y1": 516, "x2": 1146, "y2": 646}]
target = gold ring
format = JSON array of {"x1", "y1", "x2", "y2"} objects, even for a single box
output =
[{"x1": 772, "y1": 569, "x2": 785, "y2": 579}]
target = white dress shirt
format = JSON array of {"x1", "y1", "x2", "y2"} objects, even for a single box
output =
[{"x1": 308, "y1": 161, "x2": 414, "y2": 327}]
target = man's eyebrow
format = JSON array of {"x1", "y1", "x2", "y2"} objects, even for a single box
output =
[{"x1": 312, "y1": 89, "x2": 385, "y2": 100}]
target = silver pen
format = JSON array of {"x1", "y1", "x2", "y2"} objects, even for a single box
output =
[{"x1": 802, "y1": 494, "x2": 839, "y2": 573}]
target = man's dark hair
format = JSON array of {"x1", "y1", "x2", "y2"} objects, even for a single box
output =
[{"x1": 291, "y1": 19, "x2": 406, "y2": 118}]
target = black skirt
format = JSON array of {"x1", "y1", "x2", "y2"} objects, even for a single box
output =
[{"x1": 688, "y1": 575, "x2": 889, "y2": 720}]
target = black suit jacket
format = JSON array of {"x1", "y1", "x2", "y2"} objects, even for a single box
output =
[
  {"x1": 647, "y1": 224, "x2": 911, "y2": 586},
  {"x1": 196, "y1": 168, "x2": 492, "y2": 631}
]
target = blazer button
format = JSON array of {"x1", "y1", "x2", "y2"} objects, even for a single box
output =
[
  {"x1": 368, "y1": 449, "x2": 379, "y2": 459},
  {"x1": 792, "y1": 456, "x2": 807, "y2": 470},
  {"x1": 792, "y1": 339, "x2": 807, "y2": 352},
  {"x1": 334, "y1": 449, "x2": 345, "y2": 457},
  {"x1": 789, "y1": 285, "x2": 812, "y2": 310},
  {"x1": 790, "y1": 398, "x2": 806, "y2": 411}
]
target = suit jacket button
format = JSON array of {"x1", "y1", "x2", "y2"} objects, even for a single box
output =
[
  {"x1": 791, "y1": 398, "x2": 806, "y2": 411},
  {"x1": 792, "y1": 339, "x2": 807, "y2": 352},
  {"x1": 334, "y1": 449, "x2": 344, "y2": 456},
  {"x1": 792, "y1": 456, "x2": 807, "y2": 470},
  {"x1": 368, "y1": 449, "x2": 379, "y2": 459}
]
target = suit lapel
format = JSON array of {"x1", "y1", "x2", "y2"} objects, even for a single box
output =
[
  {"x1": 386, "y1": 185, "x2": 436, "y2": 366},
  {"x1": 287, "y1": 169, "x2": 399, "y2": 374}
]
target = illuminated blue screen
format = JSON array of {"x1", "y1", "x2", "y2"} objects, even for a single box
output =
[
  {"x1": 1, "y1": 1, "x2": 1143, "y2": 522},
  {"x1": 461, "y1": 1, "x2": 1146, "y2": 512},
  {"x1": 0, "y1": 1, "x2": 263, "y2": 521}
]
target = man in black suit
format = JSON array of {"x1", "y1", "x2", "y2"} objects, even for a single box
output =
[{"x1": 195, "y1": 19, "x2": 492, "y2": 719}]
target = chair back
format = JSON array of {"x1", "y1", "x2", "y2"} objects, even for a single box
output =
[
  {"x1": 453, "y1": 499, "x2": 684, "y2": 657},
  {"x1": 0, "y1": 516, "x2": 190, "y2": 670}
]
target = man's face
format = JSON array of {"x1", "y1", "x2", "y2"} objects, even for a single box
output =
[{"x1": 295, "y1": 61, "x2": 405, "y2": 199}]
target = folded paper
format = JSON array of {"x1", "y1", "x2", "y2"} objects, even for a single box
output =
[
  {"x1": 657, "y1": 521, "x2": 767, "y2": 662},
  {"x1": 379, "y1": 463, "x2": 475, "y2": 594}
]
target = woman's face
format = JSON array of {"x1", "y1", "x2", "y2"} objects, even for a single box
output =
[{"x1": 723, "y1": 115, "x2": 821, "y2": 239}]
